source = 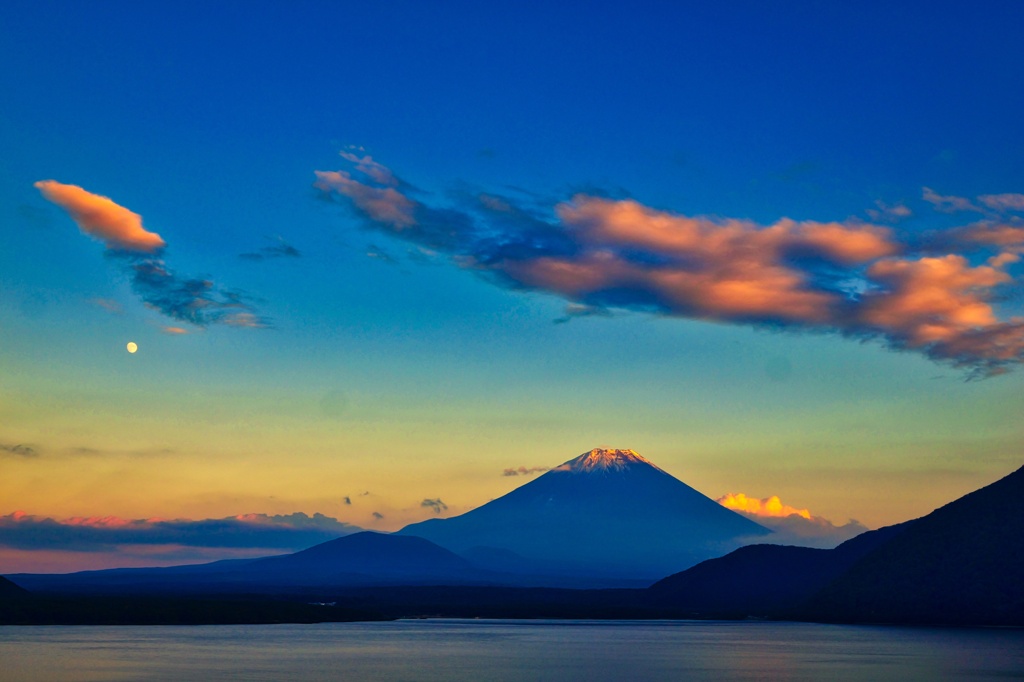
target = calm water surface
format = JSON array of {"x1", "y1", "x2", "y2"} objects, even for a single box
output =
[{"x1": 1, "y1": 619, "x2": 1022, "y2": 681}]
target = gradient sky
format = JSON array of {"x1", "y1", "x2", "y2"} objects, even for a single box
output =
[{"x1": 2, "y1": 1, "x2": 1024, "y2": 572}]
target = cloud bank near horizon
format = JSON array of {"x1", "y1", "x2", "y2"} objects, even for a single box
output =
[
  {"x1": 35, "y1": 181, "x2": 268, "y2": 329},
  {"x1": 0, "y1": 510, "x2": 360, "y2": 553},
  {"x1": 316, "y1": 154, "x2": 1024, "y2": 376}
]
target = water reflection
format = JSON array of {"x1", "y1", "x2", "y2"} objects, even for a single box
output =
[{"x1": 1, "y1": 619, "x2": 1022, "y2": 682}]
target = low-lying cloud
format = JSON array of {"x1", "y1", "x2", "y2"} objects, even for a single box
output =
[
  {"x1": 36, "y1": 181, "x2": 268, "y2": 329},
  {"x1": 718, "y1": 493, "x2": 868, "y2": 548},
  {"x1": 717, "y1": 493, "x2": 812, "y2": 519},
  {"x1": 316, "y1": 154, "x2": 1024, "y2": 376},
  {"x1": 0, "y1": 510, "x2": 360, "y2": 552}
]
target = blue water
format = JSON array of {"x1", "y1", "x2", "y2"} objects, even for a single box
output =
[{"x1": 1, "y1": 619, "x2": 1022, "y2": 681}]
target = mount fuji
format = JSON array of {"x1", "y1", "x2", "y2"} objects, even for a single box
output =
[{"x1": 398, "y1": 448, "x2": 771, "y2": 580}]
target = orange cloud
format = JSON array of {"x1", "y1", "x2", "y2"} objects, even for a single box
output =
[
  {"x1": 950, "y1": 221, "x2": 1024, "y2": 250},
  {"x1": 558, "y1": 198, "x2": 896, "y2": 266},
  {"x1": 34, "y1": 180, "x2": 166, "y2": 253},
  {"x1": 859, "y1": 255, "x2": 1009, "y2": 347},
  {"x1": 313, "y1": 170, "x2": 416, "y2": 228},
  {"x1": 316, "y1": 154, "x2": 1024, "y2": 375},
  {"x1": 717, "y1": 493, "x2": 812, "y2": 520}
]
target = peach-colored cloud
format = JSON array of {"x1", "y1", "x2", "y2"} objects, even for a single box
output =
[
  {"x1": 858, "y1": 255, "x2": 1009, "y2": 347},
  {"x1": 339, "y1": 152, "x2": 400, "y2": 187},
  {"x1": 520, "y1": 196, "x2": 899, "y2": 324},
  {"x1": 717, "y1": 493, "x2": 812, "y2": 519},
  {"x1": 557, "y1": 198, "x2": 896, "y2": 266},
  {"x1": 34, "y1": 180, "x2": 166, "y2": 252},
  {"x1": 950, "y1": 221, "x2": 1024, "y2": 249},
  {"x1": 162, "y1": 326, "x2": 190, "y2": 335},
  {"x1": 316, "y1": 154, "x2": 1024, "y2": 375},
  {"x1": 313, "y1": 170, "x2": 416, "y2": 228}
]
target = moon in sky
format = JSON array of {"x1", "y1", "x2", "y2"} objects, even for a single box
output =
[{"x1": 126, "y1": 342, "x2": 138, "y2": 354}]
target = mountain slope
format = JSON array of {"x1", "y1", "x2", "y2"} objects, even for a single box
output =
[
  {"x1": 250, "y1": 531, "x2": 477, "y2": 582},
  {"x1": 0, "y1": 575, "x2": 29, "y2": 598},
  {"x1": 398, "y1": 448, "x2": 770, "y2": 579},
  {"x1": 801, "y1": 464, "x2": 1024, "y2": 625},
  {"x1": 9, "y1": 532, "x2": 486, "y2": 595},
  {"x1": 647, "y1": 522, "x2": 909, "y2": 616}
]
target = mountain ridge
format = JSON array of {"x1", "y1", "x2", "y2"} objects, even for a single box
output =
[{"x1": 398, "y1": 447, "x2": 770, "y2": 579}]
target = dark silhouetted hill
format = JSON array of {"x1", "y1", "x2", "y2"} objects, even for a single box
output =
[
  {"x1": 801, "y1": 465, "x2": 1024, "y2": 625},
  {"x1": 0, "y1": 575, "x2": 29, "y2": 598},
  {"x1": 648, "y1": 523, "x2": 908, "y2": 616}
]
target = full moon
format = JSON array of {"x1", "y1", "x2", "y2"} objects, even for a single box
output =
[{"x1": 126, "y1": 342, "x2": 138, "y2": 354}]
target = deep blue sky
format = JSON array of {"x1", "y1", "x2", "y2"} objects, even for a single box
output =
[{"x1": 2, "y1": 1, "x2": 1024, "y2": 570}]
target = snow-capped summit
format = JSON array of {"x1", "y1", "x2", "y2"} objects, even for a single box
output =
[
  {"x1": 398, "y1": 447, "x2": 770, "y2": 582},
  {"x1": 562, "y1": 448, "x2": 663, "y2": 473}
]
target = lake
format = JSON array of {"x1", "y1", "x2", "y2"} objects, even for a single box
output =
[{"x1": 1, "y1": 619, "x2": 1022, "y2": 681}]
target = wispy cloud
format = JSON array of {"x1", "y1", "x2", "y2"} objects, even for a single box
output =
[
  {"x1": 316, "y1": 155, "x2": 1024, "y2": 376},
  {"x1": 90, "y1": 297, "x2": 124, "y2": 315},
  {"x1": 552, "y1": 303, "x2": 613, "y2": 325},
  {"x1": 923, "y1": 188, "x2": 1024, "y2": 218},
  {"x1": 978, "y1": 193, "x2": 1024, "y2": 213},
  {"x1": 0, "y1": 510, "x2": 360, "y2": 552},
  {"x1": 0, "y1": 443, "x2": 37, "y2": 458},
  {"x1": 502, "y1": 466, "x2": 550, "y2": 477},
  {"x1": 420, "y1": 498, "x2": 448, "y2": 514},
  {"x1": 239, "y1": 236, "x2": 302, "y2": 261},
  {"x1": 366, "y1": 243, "x2": 400, "y2": 266},
  {"x1": 129, "y1": 260, "x2": 266, "y2": 328},
  {"x1": 922, "y1": 187, "x2": 982, "y2": 214},
  {"x1": 36, "y1": 181, "x2": 269, "y2": 329},
  {"x1": 865, "y1": 200, "x2": 912, "y2": 223}
]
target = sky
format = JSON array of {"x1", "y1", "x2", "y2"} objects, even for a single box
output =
[{"x1": 2, "y1": 1, "x2": 1024, "y2": 572}]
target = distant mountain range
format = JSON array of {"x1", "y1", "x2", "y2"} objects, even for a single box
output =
[
  {"x1": 398, "y1": 448, "x2": 770, "y2": 579},
  {"x1": 9, "y1": 449, "x2": 765, "y2": 592},
  {"x1": 4, "y1": 452, "x2": 1022, "y2": 626}
]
